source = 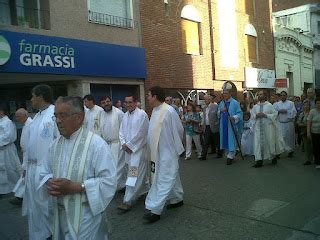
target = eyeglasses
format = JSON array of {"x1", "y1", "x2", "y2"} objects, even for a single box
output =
[{"x1": 52, "y1": 112, "x2": 78, "y2": 121}]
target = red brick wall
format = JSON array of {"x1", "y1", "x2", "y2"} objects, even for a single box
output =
[
  {"x1": 140, "y1": 0, "x2": 275, "y2": 95},
  {"x1": 140, "y1": 0, "x2": 214, "y2": 92}
]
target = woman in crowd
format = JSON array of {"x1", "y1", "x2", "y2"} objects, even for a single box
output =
[
  {"x1": 182, "y1": 104, "x2": 202, "y2": 160},
  {"x1": 307, "y1": 97, "x2": 320, "y2": 169},
  {"x1": 298, "y1": 101, "x2": 313, "y2": 165}
]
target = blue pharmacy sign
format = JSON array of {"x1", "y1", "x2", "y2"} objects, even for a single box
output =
[{"x1": 0, "y1": 30, "x2": 146, "y2": 79}]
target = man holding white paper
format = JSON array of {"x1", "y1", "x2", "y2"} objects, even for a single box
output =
[{"x1": 118, "y1": 95, "x2": 149, "y2": 212}]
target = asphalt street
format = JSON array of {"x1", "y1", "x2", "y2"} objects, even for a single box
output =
[{"x1": 1, "y1": 148, "x2": 320, "y2": 240}]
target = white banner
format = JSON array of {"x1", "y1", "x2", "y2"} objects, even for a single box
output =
[{"x1": 245, "y1": 67, "x2": 275, "y2": 89}]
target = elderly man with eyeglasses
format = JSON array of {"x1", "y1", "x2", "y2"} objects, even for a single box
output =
[{"x1": 39, "y1": 96, "x2": 117, "y2": 240}]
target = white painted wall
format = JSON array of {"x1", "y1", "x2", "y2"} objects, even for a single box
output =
[{"x1": 274, "y1": 25, "x2": 314, "y2": 96}]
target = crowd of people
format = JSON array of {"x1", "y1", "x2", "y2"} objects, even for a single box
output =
[
  {"x1": 0, "y1": 83, "x2": 319, "y2": 239},
  {"x1": 0, "y1": 85, "x2": 184, "y2": 239},
  {"x1": 167, "y1": 84, "x2": 319, "y2": 169}
]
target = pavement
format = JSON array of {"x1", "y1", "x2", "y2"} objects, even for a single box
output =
[{"x1": 1, "y1": 148, "x2": 320, "y2": 240}]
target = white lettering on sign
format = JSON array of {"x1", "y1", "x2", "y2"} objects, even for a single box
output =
[
  {"x1": 20, "y1": 53, "x2": 75, "y2": 68},
  {"x1": 18, "y1": 39, "x2": 75, "y2": 69}
]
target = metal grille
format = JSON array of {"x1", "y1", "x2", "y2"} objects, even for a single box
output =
[{"x1": 88, "y1": 10, "x2": 133, "y2": 29}]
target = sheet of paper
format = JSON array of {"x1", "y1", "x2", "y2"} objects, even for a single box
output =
[
  {"x1": 37, "y1": 174, "x2": 53, "y2": 191},
  {"x1": 125, "y1": 177, "x2": 137, "y2": 187}
]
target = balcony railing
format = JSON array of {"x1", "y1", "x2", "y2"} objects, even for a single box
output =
[
  {"x1": 88, "y1": 10, "x2": 133, "y2": 29},
  {"x1": 0, "y1": 2, "x2": 50, "y2": 30}
]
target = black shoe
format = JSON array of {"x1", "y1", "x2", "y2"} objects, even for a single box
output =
[
  {"x1": 166, "y1": 201, "x2": 184, "y2": 209},
  {"x1": 9, "y1": 197, "x2": 23, "y2": 206},
  {"x1": 303, "y1": 161, "x2": 311, "y2": 166},
  {"x1": 216, "y1": 152, "x2": 223, "y2": 158},
  {"x1": 288, "y1": 152, "x2": 293, "y2": 158},
  {"x1": 253, "y1": 160, "x2": 263, "y2": 168},
  {"x1": 226, "y1": 158, "x2": 233, "y2": 165},
  {"x1": 272, "y1": 158, "x2": 278, "y2": 165},
  {"x1": 199, "y1": 156, "x2": 206, "y2": 161},
  {"x1": 143, "y1": 212, "x2": 160, "y2": 223}
]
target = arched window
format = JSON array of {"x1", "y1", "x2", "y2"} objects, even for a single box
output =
[
  {"x1": 245, "y1": 24, "x2": 258, "y2": 63},
  {"x1": 181, "y1": 5, "x2": 202, "y2": 55}
]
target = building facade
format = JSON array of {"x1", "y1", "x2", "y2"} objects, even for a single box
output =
[
  {"x1": 0, "y1": 0, "x2": 146, "y2": 113},
  {"x1": 272, "y1": 0, "x2": 320, "y2": 12},
  {"x1": 273, "y1": 3, "x2": 320, "y2": 90},
  {"x1": 140, "y1": 0, "x2": 275, "y2": 102},
  {"x1": 273, "y1": 24, "x2": 314, "y2": 96}
]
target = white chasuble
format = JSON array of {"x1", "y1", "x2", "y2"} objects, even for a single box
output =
[
  {"x1": 145, "y1": 103, "x2": 184, "y2": 215},
  {"x1": 149, "y1": 103, "x2": 169, "y2": 183},
  {"x1": 119, "y1": 108, "x2": 150, "y2": 203},
  {"x1": 52, "y1": 128, "x2": 93, "y2": 239},
  {"x1": 251, "y1": 102, "x2": 285, "y2": 161},
  {"x1": 96, "y1": 106, "x2": 126, "y2": 190},
  {"x1": 41, "y1": 128, "x2": 117, "y2": 240}
]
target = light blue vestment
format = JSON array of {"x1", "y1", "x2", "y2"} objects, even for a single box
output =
[{"x1": 218, "y1": 98, "x2": 243, "y2": 152}]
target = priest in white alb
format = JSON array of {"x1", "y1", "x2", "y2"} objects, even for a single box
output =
[
  {"x1": 118, "y1": 95, "x2": 150, "y2": 212},
  {"x1": 40, "y1": 96, "x2": 117, "y2": 240},
  {"x1": 96, "y1": 96, "x2": 126, "y2": 190},
  {"x1": 273, "y1": 91, "x2": 297, "y2": 157},
  {"x1": 251, "y1": 91, "x2": 285, "y2": 168},
  {"x1": 83, "y1": 94, "x2": 103, "y2": 132},
  {"x1": 23, "y1": 84, "x2": 59, "y2": 240},
  {"x1": 143, "y1": 86, "x2": 184, "y2": 223},
  {"x1": 10, "y1": 108, "x2": 33, "y2": 205},
  {"x1": 0, "y1": 103, "x2": 22, "y2": 195}
]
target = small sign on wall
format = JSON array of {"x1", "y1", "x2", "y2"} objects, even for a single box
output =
[
  {"x1": 245, "y1": 67, "x2": 276, "y2": 89},
  {"x1": 275, "y1": 78, "x2": 288, "y2": 88}
]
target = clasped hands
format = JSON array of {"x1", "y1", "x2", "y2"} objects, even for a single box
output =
[
  {"x1": 47, "y1": 178, "x2": 82, "y2": 197},
  {"x1": 278, "y1": 109, "x2": 288, "y2": 114},
  {"x1": 256, "y1": 112, "x2": 266, "y2": 118}
]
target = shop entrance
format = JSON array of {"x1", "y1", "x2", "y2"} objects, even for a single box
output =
[
  {"x1": 90, "y1": 84, "x2": 140, "y2": 105},
  {"x1": 0, "y1": 82, "x2": 67, "y2": 115}
]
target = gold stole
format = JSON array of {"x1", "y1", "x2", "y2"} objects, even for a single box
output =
[
  {"x1": 150, "y1": 103, "x2": 169, "y2": 183},
  {"x1": 52, "y1": 127, "x2": 94, "y2": 239}
]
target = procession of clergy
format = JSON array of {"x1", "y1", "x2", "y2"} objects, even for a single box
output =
[{"x1": 0, "y1": 81, "x2": 307, "y2": 239}]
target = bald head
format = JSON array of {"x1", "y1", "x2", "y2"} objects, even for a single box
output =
[
  {"x1": 15, "y1": 108, "x2": 28, "y2": 124},
  {"x1": 204, "y1": 95, "x2": 213, "y2": 105}
]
